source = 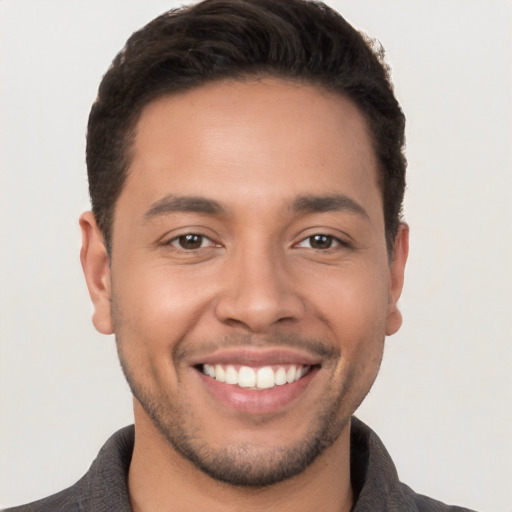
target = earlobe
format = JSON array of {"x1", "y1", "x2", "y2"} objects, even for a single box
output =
[
  {"x1": 79, "y1": 211, "x2": 113, "y2": 335},
  {"x1": 385, "y1": 223, "x2": 409, "y2": 336}
]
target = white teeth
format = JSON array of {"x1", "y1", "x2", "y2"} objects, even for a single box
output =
[
  {"x1": 215, "y1": 364, "x2": 225, "y2": 383},
  {"x1": 238, "y1": 366, "x2": 256, "y2": 388},
  {"x1": 225, "y1": 365, "x2": 238, "y2": 385},
  {"x1": 275, "y1": 367, "x2": 287, "y2": 386},
  {"x1": 286, "y1": 366, "x2": 296, "y2": 383},
  {"x1": 205, "y1": 364, "x2": 215, "y2": 378},
  {"x1": 202, "y1": 363, "x2": 310, "y2": 389},
  {"x1": 256, "y1": 366, "x2": 276, "y2": 389}
]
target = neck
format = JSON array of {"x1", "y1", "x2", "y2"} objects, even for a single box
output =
[{"x1": 128, "y1": 407, "x2": 354, "y2": 512}]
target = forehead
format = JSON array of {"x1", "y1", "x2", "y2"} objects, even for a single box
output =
[{"x1": 122, "y1": 78, "x2": 382, "y2": 221}]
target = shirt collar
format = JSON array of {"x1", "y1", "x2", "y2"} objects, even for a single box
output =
[{"x1": 72, "y1": 417, "x2": 409, "y2": 512}]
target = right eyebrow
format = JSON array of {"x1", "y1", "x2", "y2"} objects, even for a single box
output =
[
  {"x1": 291, "y1": 194, "x2": 369, "y2": 220},
  {"x1": 144, "y1": 194, "x2": 225, "y2": 221}
]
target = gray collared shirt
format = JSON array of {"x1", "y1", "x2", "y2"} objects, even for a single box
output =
[{"x1": 3, "y1": 418, "x2": 477, "y2": 512}]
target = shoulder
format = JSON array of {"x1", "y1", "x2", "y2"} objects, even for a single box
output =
[
  {"x1": 2, "y1": 485, "x2": 79, "y2": 512},
  {"x1": 350, "y1": 417, "x2": 478, "y2": 512},
  {"x1": 397, "y1": 482, "x2": 477, "y2": 512},
  {"x1": 3, "y1": 426, "x2": 134, "y2": 512}
]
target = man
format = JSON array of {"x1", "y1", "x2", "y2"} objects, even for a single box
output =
[{"x1": 4, "y1": 0, "x2": 477, "y2": 510}]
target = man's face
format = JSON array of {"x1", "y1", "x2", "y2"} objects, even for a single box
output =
[{"x1": 82, "y1": 78, "x2": 407, "y2": 486}]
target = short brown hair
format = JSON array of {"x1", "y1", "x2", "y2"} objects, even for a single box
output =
[{"x1": 86, "y1": 0, "x2": 406, "y2": 253}]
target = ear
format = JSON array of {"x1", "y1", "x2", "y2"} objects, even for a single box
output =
[
  {"x1": 79, "y1": 211, "x2": 113, "y2": 335},
  {"x1": 385, "y1": 223, "x2": 409, "y2": 336}
]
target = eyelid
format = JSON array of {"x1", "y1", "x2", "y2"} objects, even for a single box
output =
[
  {"x1": 170, "y1": 235, "x2": 208, "y2": 248},
  {"x1": 293, "y1": 228, "x2": 352, "y2": 249},
  {"x1": 167, "y1": 233, "x2": 219, "y2": 248},
  {"x1": 294, "y1": 234, "x2": 343, "y2": 249},
  {"x1": 157, "y1": 226, "x2": 222, "y2": 250}
]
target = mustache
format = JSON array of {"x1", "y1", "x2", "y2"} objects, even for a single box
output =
[{"x1": 174, "y1": 331, "x2": 340, "y2": 363}]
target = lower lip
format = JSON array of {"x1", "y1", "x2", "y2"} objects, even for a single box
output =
[{"x1": 195, "y1": 367, "x2": 319, "y2": 415}]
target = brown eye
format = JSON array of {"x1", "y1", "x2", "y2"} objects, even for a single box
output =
[
  {"x1": 171, "y1": 234, "x2": 207, "y2": 250},
  {"x1": 296, "y1": 234, "x2": 343, "y2": 250},
  {"x1": 309, "y1": 234, "x2": 333, "y2": 249}
]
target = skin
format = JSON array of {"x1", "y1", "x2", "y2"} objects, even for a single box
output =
[{"x1": 80, "y1": 78, "x2": 408, "y2": 512}]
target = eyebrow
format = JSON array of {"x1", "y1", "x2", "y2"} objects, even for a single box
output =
[
  {"x1": 291, "y1": 194, "x2": 369, "y2": 219},
  {"x1": 144, "y1": 194, "x2": 225, "y2": 220},
  {"x1": 144, "y1": 193, "x2": 368, "y2": 221}
]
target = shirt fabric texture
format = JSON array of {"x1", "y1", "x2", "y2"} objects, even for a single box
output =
[{"x1": 3, "y1": 417, "x2": 476, "y2": 512}]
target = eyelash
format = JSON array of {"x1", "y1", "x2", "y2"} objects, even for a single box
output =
[
  {"x1": 165, "y1": 233, "x2": 348, "y2": 251},
  {"x1": 166, "y1": 233, "x2": 218, "y2": 251},
  {"x1": 294, "y1": 234, "x2": 347, "y2": 251}
]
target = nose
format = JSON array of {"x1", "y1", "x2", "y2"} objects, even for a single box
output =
[{"x1": 214, "y1": 244, "x2": 306, "y2": 332}]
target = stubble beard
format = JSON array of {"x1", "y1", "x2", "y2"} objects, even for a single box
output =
[{"x1": 116, "y1": 338, "x2": 375, "y2": 488}]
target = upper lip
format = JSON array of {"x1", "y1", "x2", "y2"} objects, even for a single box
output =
[{"x1": 189, "y1": 348, "x2": 323, "y2": 367}]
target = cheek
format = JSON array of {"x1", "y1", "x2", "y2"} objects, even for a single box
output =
[
  {"x1": 312, "y1": 262, "x2": 390, "y2": 335},
  {"x1": 305, "y1": 260, "x2": 389, "y2": 384},
  {"x1": 111, "y1": 264, "x2": 213, "y2": 355}
]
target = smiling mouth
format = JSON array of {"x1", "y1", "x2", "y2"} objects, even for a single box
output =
[{"x1": 199, "y1": 364, "x2": 312, "y2": 390}]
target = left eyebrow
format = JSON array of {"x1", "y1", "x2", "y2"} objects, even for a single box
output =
[
  {"x1": 291, "y1": 194, "x2": 369, "y2": 219},
  {"x1": 144, "y1": 194, "x2": 225, "y2": 220}
]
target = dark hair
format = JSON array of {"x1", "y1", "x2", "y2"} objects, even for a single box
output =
[{"x1": 87, "y1": 0, "x2": 406, "y2": 253}]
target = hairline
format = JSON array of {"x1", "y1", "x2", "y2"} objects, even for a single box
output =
[{"x1": 105, "y1": 72, "x2": 393, "y2": 257}]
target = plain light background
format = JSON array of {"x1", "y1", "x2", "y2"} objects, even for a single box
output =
[{"x1": 1, "y1": 1, "x2": 511, "y2": 510}]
